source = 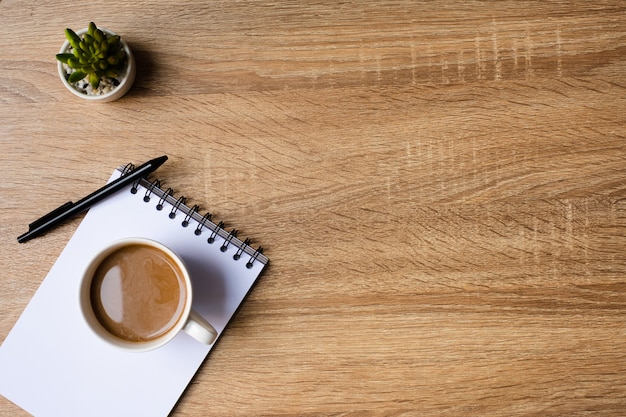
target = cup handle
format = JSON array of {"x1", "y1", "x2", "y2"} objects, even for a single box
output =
[{"x1": 183, "y1": 309, "x2": 218, "y2": 344}]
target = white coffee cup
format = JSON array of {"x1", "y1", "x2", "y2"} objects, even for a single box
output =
[{"x1": 79, "y1": 237, "x2": 217, "y2": 352}]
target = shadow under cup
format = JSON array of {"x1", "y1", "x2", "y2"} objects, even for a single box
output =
[{"x1": 79, "y1": 238, "x2": 200, "y2": 352}]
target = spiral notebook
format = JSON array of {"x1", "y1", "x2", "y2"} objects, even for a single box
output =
[{"x1": 0, "y1": 163, "x2": 268, "y2": 417}]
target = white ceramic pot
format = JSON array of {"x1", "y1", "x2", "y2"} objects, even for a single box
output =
[{"x1": 57, "y1": 27, "x2": 136, "y2": 102}]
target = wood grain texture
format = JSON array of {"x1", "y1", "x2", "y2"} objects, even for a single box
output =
[{"x1": 1, "y1": 1, "x2": 625, "y2": 416}]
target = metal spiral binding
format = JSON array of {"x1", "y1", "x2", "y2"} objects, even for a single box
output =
[
  {"x1": 195, "y1": 212, "x2": 212, "y2": 235},
  {"x1": 234, "y1": 238, "x2": 251, "y2": 261},
  {"x1": 246, "y1": 247, "x2": 264, "y2": 269},
  {"x1": 116, "y1": 166, "x2": 268, "y2": 268},
  {"x1": 121, "y1": 162, "x2": 135, "y2": 176},
  {"x1": 156, "y1": 188, "x2": 173, "y2": 211},
  {"x1": 220, "y1": 229, "x2": 238, "y2": 252},
  {"x1": 208, "y1": 221, "x2": 224, "y2": 244},
  {"x1": 169, "y1": 196, "x2": 187, "y2": 219},
  {"x1": 120, "y1": 163, "x2": 142, "y2": 195},
  {"x1": 143, "y1": 179, "x2": 162, "y2": 202},
  {"x1": 182, "y1": 205, "x2": 200, "y2": 228}
]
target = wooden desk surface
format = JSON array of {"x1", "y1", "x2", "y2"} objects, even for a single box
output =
[{"x1": 1, "y1": 1, "x2": 625, "y2": 415}]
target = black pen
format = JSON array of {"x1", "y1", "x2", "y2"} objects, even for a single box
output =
[{"x1": 17, "y1": 155, "x2": 168, "y2": 243}]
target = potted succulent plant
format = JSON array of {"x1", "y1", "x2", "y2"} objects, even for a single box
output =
[{"x1": 56, "y1": 22, "x2": 136, "y2": 102}]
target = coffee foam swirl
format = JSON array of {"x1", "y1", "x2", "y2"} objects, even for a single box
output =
[{"x1": 90, "y1": 244, "x2": 187, "y2": 342}]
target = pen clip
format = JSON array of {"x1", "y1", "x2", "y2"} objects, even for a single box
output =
[{"x1": 29, "y1": 201, "x2": 74, "y2": 230}]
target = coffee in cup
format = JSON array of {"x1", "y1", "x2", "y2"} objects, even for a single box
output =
[{"x1": 80, "y1": 238, "x2": 217, "y2": 351}]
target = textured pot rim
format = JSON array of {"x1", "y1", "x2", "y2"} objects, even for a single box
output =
[{"x1": 57, "y1": 27, "x2": 136, "y2": 102}]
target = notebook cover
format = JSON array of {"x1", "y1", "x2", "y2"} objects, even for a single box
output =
[{"x1": 0, "y1": 169, "x2": 267, "y2": 416}]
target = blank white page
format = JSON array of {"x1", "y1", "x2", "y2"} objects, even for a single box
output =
[{"x1": 0, "y1": 169, "x2": 268, "y2": 417}]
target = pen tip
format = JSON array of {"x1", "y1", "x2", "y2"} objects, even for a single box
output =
[{"x1": 152, "y1": 155, "x2": 168, "y2": 166}]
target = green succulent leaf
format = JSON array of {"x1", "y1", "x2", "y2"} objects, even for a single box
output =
[
  {"x1": 107, "y1": 35, "x2": 120, "y2": 46},
  {"x1": 55, "y1": 53, "x2": 74, "y2": 64},
  {"x1": 64, "y1": 28, "x2": 81, "y2": 50},
  {"x1": 89, "y1": 72, "x2": 100, "y2": 89},
  {"x1": 58, "y1": 22, "x2": 128, "y2": 91},
  {"x1": 68, "y1": 70, "x2": 86, "y2": 83},
  {"x1": 87, "y1": 22, "x2": 97, "y2": 37},
  {"x1": 67, "y1": 57, "x2": 81, "y2": 68},
  {"x1": 72, "y1": 48, "x2": 85, "y2": 59},
  {"x1": 94, "y1": 29, "x2": 105, "y2": 43}
]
